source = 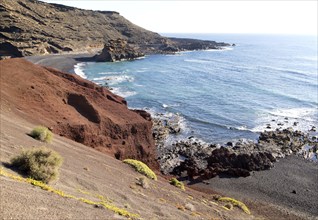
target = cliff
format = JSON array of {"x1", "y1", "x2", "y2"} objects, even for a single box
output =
[
  {"x1": 0, "y1": 58, "x2": 158, "y2": 168},
  {"x1": 0, "y1": 0, "x2": 231, "y2": 58}
]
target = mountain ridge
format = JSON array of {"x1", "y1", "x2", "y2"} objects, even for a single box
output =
[{"x1": 0, "y1": 0, "x2": 231, "y2": 58}]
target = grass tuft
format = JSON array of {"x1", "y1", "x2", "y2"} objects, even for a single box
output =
[
  {"x1": 10, "y1": 146, "x2": 63, "y2": 183},
  {"x1": 169, "y1": 178, "x2": 185, "y2": 190},
  {"x1": 218, "y1": 197, "x2": 250, "y2": 214},
  {"x1": 0, "y1": 168, "x2": 139, "y2": 219},
  {"x1": 123, "y1": 159, "x2": 157, "y2": 180},
  {"x1": 30, "y1": 126, "x2": 53, "y2": 143}
]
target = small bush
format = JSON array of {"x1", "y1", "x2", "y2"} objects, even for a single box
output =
[
  {"x1": 169, "y1": 178, "x2": 185, "y2": 190},
  {"x1": 218, "y1": 197, "x2": 250, "y2": 214},
  {"x1": 123, "y1": 159, "x2": 157, "y2": 180},
  {"x1": 10, "y1": 147, "x2": 63, "y2": 183},
  {"x1": 30, "y1": 126, "x2": 53, "y2": 143}
]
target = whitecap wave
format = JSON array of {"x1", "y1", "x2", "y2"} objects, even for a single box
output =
[
  {"x1": 204, "y1": 47, "x2": 234, "y2": 52},
  {"x1": 235, "y1": 125, "x2": 250, "y2": 131},
  {"x1": 92, "y1": 75, "x2": 134, "y2": 85},
  {"x1": 111, "y1": 87, "x2": 137, "y2": 98},
  {"x1": 251, "y1": 107, "x2": 318, "y2": 132},
  {"x1": 74, "y1": 63, "x2": 87, "y2": 79},
  {"x1": 269, "y1": 108, "x2": 317, "y2": 119},
  {"x1": 97, "y1": 71, "x2": 126, "y2": 75},
  {"x1": 162, "y1": 103, "x2": 181, "y2": 109}
]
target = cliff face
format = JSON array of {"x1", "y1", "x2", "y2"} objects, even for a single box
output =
[
  {"x1": 0, "y1": 0, "x2": 231, "y2": 58},
  {"x1": 0, "y1": 58, "x2": 158, "y2": 168},
  {"x1": 0, "y1": 0, "x2": 165, "y2": 56}
]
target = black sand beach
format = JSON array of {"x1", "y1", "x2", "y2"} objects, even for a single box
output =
[
  {"x1": 25, "y1": 52, "x2": 98, "y2": 73},
  {"x1": 191, "y1": 155, "x2": 318, "y2": 219}
]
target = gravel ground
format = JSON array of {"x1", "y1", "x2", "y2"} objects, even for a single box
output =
[{"x1": 192, "y1": 155, "x2": 318, "y2": 219}]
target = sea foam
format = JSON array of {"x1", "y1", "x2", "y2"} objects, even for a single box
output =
[{"x1": 74, "y1": 62, "x2": 87, "y2": 79}]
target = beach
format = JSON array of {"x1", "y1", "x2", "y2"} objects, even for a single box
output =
[
  {"x1": 191, "y1": 155, "x2": 318, "y2": 219},
  {"x1": 25, "y1": 52, "x2": 98, "y2": 73},
  {"x1": 25, "y1": 53, "x2": 318, "y2": 219}
]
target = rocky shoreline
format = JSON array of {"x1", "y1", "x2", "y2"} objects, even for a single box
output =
[{"x1": 152, "y1": 113, "x2": 318, "y2": 180}]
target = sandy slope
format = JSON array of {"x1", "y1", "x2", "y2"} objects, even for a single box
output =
[{"x1": 0, "y1": 110, "x2": 254, "y2": 219}]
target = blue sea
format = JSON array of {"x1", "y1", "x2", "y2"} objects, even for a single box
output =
[{"x1": 74, "y1": 34, "x2": 318, "y2": 144}]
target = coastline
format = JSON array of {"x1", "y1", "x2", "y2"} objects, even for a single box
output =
[
  {"x1": 24, "y1": 53, "x2": 318, "y2": 219},
  {"x1": 25, "y1": 52, "x2": 98, "y2": 73}
]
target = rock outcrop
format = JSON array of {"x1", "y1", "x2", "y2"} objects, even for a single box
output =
[
  {"x1": 158, "y1": 127, "x2": 317, "y2": 179},
  {"x1": 0, "y1": 0, "x2": 232, "y2": 58},
  {"x1": 0, "y1": 58, "x2": 158, "y2": 168},
  {"x1": 94, "y1": 39, "x2": 144, "y2": 62}
]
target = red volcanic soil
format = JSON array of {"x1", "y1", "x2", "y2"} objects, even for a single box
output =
[{"x1": 0, "y1": 58, "x2": 157, "y2": 168}]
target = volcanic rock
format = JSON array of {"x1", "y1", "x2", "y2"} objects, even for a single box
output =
[
  {"x1": 0, "y1": 58, "x2": 158, "y2": 168},
  {"x1": 0, "y1": 0, "x2": 232, "y2": 58},
  {"x1": 162, "y1": 127, "x2": 317, "y2": 179},
  {"x1": 94, "y1": 39, "x2": 144, "y2": 62}
]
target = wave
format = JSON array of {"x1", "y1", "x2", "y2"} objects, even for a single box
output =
[
  {"x1": 184, "y1": 59, "x2": 211, "y2": 64},
  {"x1": 261, "y1": 65, "x2": 313, "y2": 77},
  {"x1": 251, "y1": 107, "x2": 318, "y2": 132},
  {"x1": 268, "y1": 107, "x2": 317, "y2": 119},
  {"x1": 162, "y1": 103, "x2": 180, "y2": 109},
  {"x1": 74, "y1": 62, "x2": 87, "y2": 79},
  {"x1": 92, "y1": 75, "x2": 134, "y2": 85},
  {"x1": 204, "y1": 47, "x2": 234, "y2": 51},
  {"x1": 97, "y1": 71, "x2": 126, "y2": 75},
  {"x1": 111, "y1": 87, "x2": 137, "y2": 98}
]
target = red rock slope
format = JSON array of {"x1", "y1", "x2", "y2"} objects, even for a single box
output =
[{"x1": 0, "y1": 58, "x2": 157, "y2": 168}]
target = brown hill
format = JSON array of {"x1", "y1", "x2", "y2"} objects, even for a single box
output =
[
  {"x1": 0, "y1": 58, "x2": 157, "y2": 168},
  {"x1": 0, "y1": 0, "x2": 231, "y2": 58},
  {"x1": 0, "y1": 0, "x2": 165, "y2": 56}
]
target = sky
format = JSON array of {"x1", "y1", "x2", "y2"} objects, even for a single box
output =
[{"x1": 41, "y1": 1, "x2": 317, "y2": 35}]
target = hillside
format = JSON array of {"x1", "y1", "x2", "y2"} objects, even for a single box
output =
[
  {"x1": 0, "y1": 58, "x2": 158, "y2": 168},
  {"x1": 0, "y1": 58, "x2": 254, "y2": 220},
  {"x1": 0, "y1": 0, "x2": 165, "y2": 56},
  {"x1": 0, "y1": 0, "x2": 231, "y2": 58}
]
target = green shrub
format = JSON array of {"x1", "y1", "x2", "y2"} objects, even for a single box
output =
[
  {"x1": 169, "y1": 178, "x2": 185, "y2": 190},
  {"x1": 10, "y1": 147, "x2": 63, "y2": 183},
  {"x1": 123, "y1": 159, "x2": 157, "y2": 180},
  {"x1": 30, "y1": 126, "x2": 53, "y2": 143},
  {"x1": 218, "y1": 197, "x2": 250, "y2": 214}
]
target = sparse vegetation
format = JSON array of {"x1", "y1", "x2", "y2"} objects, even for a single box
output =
[
  {"x1": 30, "y1": 126, "x2": 53, "y2": 143},
  {"x1": 169, "y1": 178, "x2": 185, "y2": 190},
  {"x1": 123, "y1": 159, "x2": 157, "y2": 180},
  {"x1": 218, "y1": 197, "x2": 250, "y2": 214},
  {"x1": 0, "y1": 168, "x2": 139, "y2": 218},
  {"x1": 10, "y1": 147, "x2": 63, "y2": 183}
]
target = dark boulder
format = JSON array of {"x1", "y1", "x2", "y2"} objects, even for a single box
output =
[{"x1": 94, "y1": 39, "x2": 144, "y2": 62}]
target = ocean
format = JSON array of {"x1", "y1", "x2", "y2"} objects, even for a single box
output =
[{"x1": 74, "y1": 34, "x2": 318, "y2": 144}]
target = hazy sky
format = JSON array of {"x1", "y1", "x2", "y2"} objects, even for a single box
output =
[{"x1": 41, "y1": 1, "x2": 317, "y2": 35}]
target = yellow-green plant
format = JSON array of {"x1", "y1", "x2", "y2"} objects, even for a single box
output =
[
  {"x1": 10, "y1": 147, "x2": 63, "y2": 183},
  {"x1": 0, "y1": 168, "x2": 139, "y2": 218},
  {"x1": 218, "y1": 197, "x2": 250, "y2": 214},
  {"x1": 169, "y1": 178, "x2": 185, "y2": 190},
  {"x1": 123, "y1": 159, "x2": 157, "y2": 180},
  {"x1": 30, "y1": 126, "x2": 53, "y2": 143}
]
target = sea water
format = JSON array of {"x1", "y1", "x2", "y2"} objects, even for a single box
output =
[{"x1": 74, "y1": 34, "x2": 318, "y2": 144}]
